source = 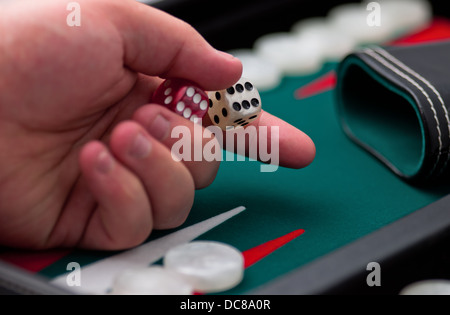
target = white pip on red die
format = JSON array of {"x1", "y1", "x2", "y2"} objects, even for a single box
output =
[
  {"x1": 207, "y1": 78, "x2": 262, "y2": 131},
  {"x1": 152, "y1": 79, "x2": 209, "y2": 124}
]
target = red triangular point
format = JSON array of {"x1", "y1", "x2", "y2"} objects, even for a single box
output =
[
  {"x1": 295, "y1": 71, "x2": 337, "y2": 100},
  {"x1": 243, "y1": 229, "x2": 305, "y2": 268},
  {"x1": 0, "y1": 249, "x2": 72, "y2": 273},
  {"x1": 390, "y1": 18, "x2": 450, "y2": 46}
]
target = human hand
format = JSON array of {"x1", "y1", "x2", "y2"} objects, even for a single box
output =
[{"x1": 0, "y1": 0, "x2": 315, "y2": 250}]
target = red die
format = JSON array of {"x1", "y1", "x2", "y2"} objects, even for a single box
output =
[{"x1": 152, "y1": 79, "x2": 209, "y2": 123}]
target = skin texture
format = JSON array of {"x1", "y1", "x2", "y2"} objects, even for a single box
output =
[{"x1": 0, "y1": 0, "x2": 315, "y2": 250}]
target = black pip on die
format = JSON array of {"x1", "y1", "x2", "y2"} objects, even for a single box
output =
[{"x1": 207, "y1": 78, "x2": 262, "y2": 131}]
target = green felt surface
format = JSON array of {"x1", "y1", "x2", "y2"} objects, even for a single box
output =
[{"x1": 40, "y1": 63, "x2": 450, "y2": 294}]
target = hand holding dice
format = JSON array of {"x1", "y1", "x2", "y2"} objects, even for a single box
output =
[{"x1": 152, "y1": 77, "x2": 262, "y2": 130}]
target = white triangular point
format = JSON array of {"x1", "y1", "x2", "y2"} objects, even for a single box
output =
[{"x1": 51, "y1": 206, "x2": 246, "y2": 294}]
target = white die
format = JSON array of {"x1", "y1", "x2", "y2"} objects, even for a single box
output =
[{"x1": 207, "y1": 78, "x2": 262, "y2": 131}]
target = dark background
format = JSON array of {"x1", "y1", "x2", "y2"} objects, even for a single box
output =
[{"x1": 152, "y1": 0, "x2": 449, "y2": 51}]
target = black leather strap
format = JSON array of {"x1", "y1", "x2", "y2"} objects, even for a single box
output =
[{"x1": 336, "y1": 41, "x2": 450, "y2": 184}]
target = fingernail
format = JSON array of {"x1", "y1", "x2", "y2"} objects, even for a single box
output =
[
  {"x1": 147, "y1": 114, "x2": 170, "y2": 141},
  {"x1": 129, "y1": 133, "x2": 152, "y2": 159},
  {"x1": 96, "y1": 150, "x2": 114, "y2": 174},
  {"x1": 216, "y1": 50, "x2": 236, "y2": 60}
]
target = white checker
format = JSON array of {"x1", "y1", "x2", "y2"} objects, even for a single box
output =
[
  {"x1": 366, "y1": 0, "x2": 432, "y2": 36},
  {"x1": 164, "y1": 96, "x2": 173, "y2": 105},
  {"x1": 291, "y1": 17, "x2": 330, "y2": 35},
  {"x1": 227, "y1": 49, "x2": 282, "y2": 91},
  {"x1": 164, "y1": 88, "x2": 172, "y2": 96},
  {"x1": 291, "y1": 18, "x2": 357, "y2": 61},
  {"x1": 193, "y1": 93, "x2": 202, "y2": 104},
  {"x1": 164, "y1": 80, "x2": 171, "y2": 87},
  {"x1": 400, "y1": 280, "x2": 450, "y2": 295},
  {"x1": 186, "y1": 87, "x2": 195, "y2": 97},
  {"x1": 164, "y1": 241, "x2": 244, "y2": 293},
  {"x1": 183, "y1": 107, "x2": 192, "y2": 119},
  {"x1": 50, "y1": 206, "x2": 247, "y2": 295},
  {"x1": 254, "y1": 33, "x2": 324, "y2": 76},
  {"x1": 111, "y1": 267, "x2": 193, "y2": 295},
  {"x1": 176, "y1": 101, "x2": 185, "y2": 112},
  {"x1": 328, "y1": 3, "x2": 398, "y2": 44}
]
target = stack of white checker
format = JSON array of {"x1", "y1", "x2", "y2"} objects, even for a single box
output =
[
  {"x1": 110, "y1": 241, "x2": 244, "y2": 295},
  {"x1": 400, "y1": 280, "x2": 450, "y2": 295},
  {"x1": 230, "y1": 0, "x2": 432, "y2": 92}
]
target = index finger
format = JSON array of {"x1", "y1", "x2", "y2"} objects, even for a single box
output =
[{"x1": 203, "y1": 110, "x2": 316, "y2": 169}]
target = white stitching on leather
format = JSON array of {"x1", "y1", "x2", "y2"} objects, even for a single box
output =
[
  {"x1": 363, "y1": 48, "x2": 442, "y2": 178},
  {"x1": 373, "y1": 47, "x2": 450, "y2": 176}
]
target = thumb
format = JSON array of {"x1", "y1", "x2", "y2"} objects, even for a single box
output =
[{"x1": 105, "y1": 0, "x2": 242, "y2": 90}]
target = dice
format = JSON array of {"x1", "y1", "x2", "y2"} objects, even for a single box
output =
[
  {"x1": 207, "y1": 78, "x2": 262, "y2": 131},
  {"x1": 152, "y1": 79, "x2": 209, "y2": 124}
]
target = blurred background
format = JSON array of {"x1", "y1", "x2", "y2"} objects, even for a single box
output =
[{"x1": 143, "y1": 0, "x2": 447, "y2": 51}]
